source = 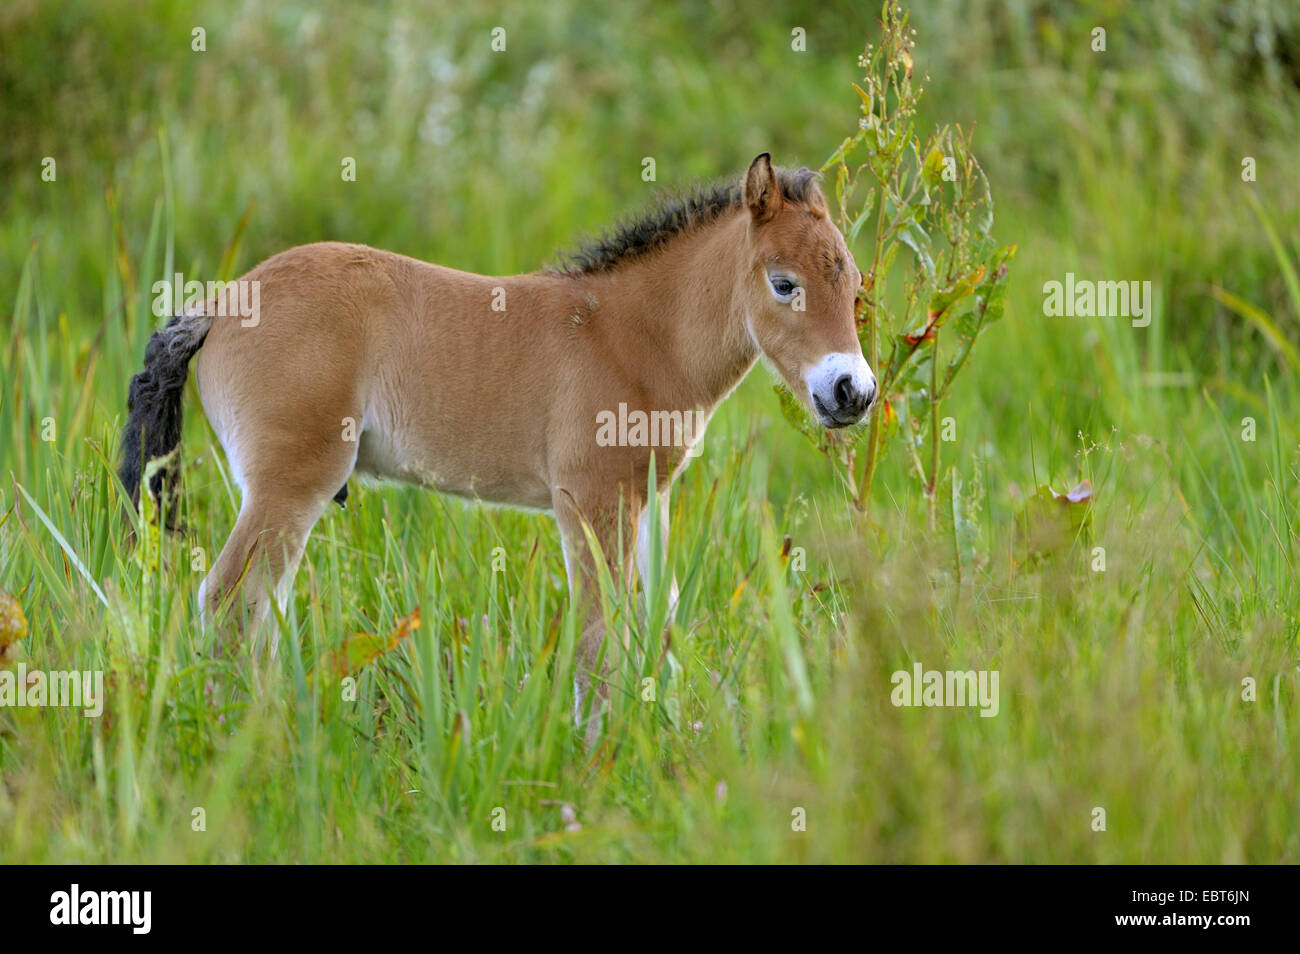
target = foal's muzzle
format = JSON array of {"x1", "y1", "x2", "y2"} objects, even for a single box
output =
[{"x1": 807, "y1": 352, "x2": 876, "y2": 428}]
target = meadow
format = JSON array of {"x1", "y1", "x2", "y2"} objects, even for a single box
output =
[{"x1": 1, "y1": 0, "x2": 1298, "y2": 862}]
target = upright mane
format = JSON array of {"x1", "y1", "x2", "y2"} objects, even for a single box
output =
[{"x1": 550, "y1": 165, "x2": 823, "y2": 275}]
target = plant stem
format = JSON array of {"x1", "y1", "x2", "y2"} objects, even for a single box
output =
[
  {"x1": 926, "y1": 329, "x2": 941, "y2": 529},
  {"x1": 854, "y1": 183, "x2": 891, "y2": 512}
]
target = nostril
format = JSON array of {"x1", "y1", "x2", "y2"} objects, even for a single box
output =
[{"x1": 833, "y1": 374, "x2": 855, "y2": 408}]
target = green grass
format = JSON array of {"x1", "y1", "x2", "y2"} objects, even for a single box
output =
[{"x1": 1, "y1": 0, "x2": 1298, "y2": 862}]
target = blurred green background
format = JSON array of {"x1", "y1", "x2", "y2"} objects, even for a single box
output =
[
  {"x1": 4, "y1": 0, "x2": 1299, "y2": 466},
  {"x1": 1, "y1": 1, "x2": 1298, "y2": 862}
]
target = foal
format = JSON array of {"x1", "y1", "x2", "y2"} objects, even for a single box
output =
[{"x1": 118, "y1": 153, "x2": 875, "y2": 718}]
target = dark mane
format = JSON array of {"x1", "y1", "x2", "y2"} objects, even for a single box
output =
[{"x1": 549, "y1": 165, "x2": 823, "y2": 275}]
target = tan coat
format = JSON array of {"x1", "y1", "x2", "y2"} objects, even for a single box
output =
[{"x1": 117, "y1": 154, "x2": 876, "y2": 727}]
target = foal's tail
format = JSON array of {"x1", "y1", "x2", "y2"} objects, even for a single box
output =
[{"x1": 117, "y1": 310, "x2": 213, "y2": 522}]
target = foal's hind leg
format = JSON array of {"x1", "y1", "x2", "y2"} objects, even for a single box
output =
[
  {"x1": 199, "y1": 443, "x2": 357, "y2": 653},
  {"x1": 199, "y1": 492, "x2": 328, "y2": 651}
]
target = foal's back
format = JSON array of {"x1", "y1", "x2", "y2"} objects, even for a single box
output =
[{"x1": 196, "y1": 241, "x2": 570, "y2": 508}]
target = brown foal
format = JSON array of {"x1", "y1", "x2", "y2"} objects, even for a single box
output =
[{"x1": 118, "y1": 153, "x2": 876, "y2": 731}]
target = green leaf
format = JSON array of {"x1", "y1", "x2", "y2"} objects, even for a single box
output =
[
  {"x1": 845, "y1": 195, "x2": 877, "y2": 247},
  {"x1": 14, "y1": 483, "x2": 109, "y2": 608},
  {"x1": 773, "y1": 385, "x2": 818, "y2": 447},
  {"x1": 893, "y1": 217, "x2": 934, "y2": 277},
  {"x1": 974, "y1": 244, "x2": 1017, "y2": 325},
  {"x1": 317, "y1": 608, "x2": 420, "y2": 680},
  {"x1": 922, "y1": 145, "x2": 945, "y2": 189},
  {"x1": 927, "y1": 264, "x2": 986, "y2": 322}
]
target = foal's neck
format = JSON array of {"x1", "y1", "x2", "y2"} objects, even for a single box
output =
[{"x1": 579, "y1": 210, "x2": 758, "y2": 414}]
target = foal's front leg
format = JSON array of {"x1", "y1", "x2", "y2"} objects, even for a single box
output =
[{"x1": 551, "y1": 486, "x2": 642, "y2": 743}]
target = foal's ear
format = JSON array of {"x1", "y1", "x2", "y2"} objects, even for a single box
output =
[{"x1": 743, "y1": 153, "x2": 780, "y2": 223}]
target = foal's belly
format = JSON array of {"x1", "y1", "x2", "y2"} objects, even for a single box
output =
[{"x1": 352, "y1": 426, "x2": 554, "y2": 511}]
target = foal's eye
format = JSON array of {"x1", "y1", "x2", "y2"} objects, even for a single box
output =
[{"x1": 768, "y1": 275, "x2": 798, "y2": 300}]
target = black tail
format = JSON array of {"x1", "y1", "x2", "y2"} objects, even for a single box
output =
[{"x1": 118, "y1": 313, "x2": 211, "y2": 525}]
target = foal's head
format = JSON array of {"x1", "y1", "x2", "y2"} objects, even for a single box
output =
[{"x1": 739, "y1": 153, "x2": 875, "y2": 428}]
